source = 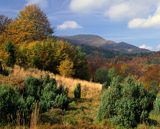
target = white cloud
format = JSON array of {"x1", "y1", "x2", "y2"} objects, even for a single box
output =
[
  {"x1": 57, "y1": 21, "x2": 82, "y2": 30},
  {"x1": 69, "y1": 0, "x2": 159, "y2": 20},
  {"x1": 105, "y1": 3, "x2": 130, "y2": 19},
  {"x1": 128, "y1": 6, "x2": 160, "y2": 28},
  {"x1": 139, "y1": 44, "x2": 153, "y2": 50},
  {"x1": 155, "y1": 44, "x2": 160, "y2": 51},
  {"x1": 70, "y1": 0, "x2": 107, "y2": 13},
  {"x1": 139, "y1": 44, "x2": 160, "y2": 51},
  {"x1": 25, "y1": 0, "x2": 48, "y2": 8}
]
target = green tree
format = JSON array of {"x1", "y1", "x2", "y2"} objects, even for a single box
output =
[
  {"x1": 94, "y1": 68, "x2": 108, "y2": 83},
  {"x1": 97, "y1": 76, "x2": 156, "y2": 128},
  {"x1": 73, "y1": 47, "x2": 89, "y2": 80},
  {"x1": 74, "y1": 83, "x2": 81, "y2": 99},
  {"x1": 5, "y1": 41, "x2": 16, "y2": 67},
  {"x1": 0, "y1": 85, "x2": 19, "y2": 124},
  {"x1": 108, "y1": 67, "x2": 117, "y2": 82}
]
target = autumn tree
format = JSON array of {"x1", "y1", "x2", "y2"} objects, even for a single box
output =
[
  {"x1": 16, "y1": 40, "x2": 89, "y2": 79},
  {"x1": 58, "y1": 58, "x2": 75, "y2": 77},
  {"x1": 0, "y1": 15, "x2": 11, "y2": 34},
  {"x1": 8, "y1": 4, "x2": 53, "y2": 44}
]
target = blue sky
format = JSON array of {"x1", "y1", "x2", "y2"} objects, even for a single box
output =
[{"x1": 0, "y1": 0, "x2": 160, "y2": 50}]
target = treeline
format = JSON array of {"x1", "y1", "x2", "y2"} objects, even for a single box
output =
[{"x1": 0, "y1": 5, "x2": 89, "y2": 80}]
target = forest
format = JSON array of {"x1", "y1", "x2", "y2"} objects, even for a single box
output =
[{"x1": 0, "y1": 4, "x2": 160, "y2": 129}]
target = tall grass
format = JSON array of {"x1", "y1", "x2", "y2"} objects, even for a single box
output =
[{"x1": 12, "y1": 65, "x2": 102, "y2": 99}]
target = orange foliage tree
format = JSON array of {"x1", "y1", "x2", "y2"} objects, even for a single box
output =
[{"x1": 7, "y1": 4, "x2": 53, "y2": 44}]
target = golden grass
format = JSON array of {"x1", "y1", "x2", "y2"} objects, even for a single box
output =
[
  {"x1": 11, "y1": 65, "x2": 102, "y2": 99},
  {"x1": 0, "y1": 66, "x2": 103, "y2": 129}
]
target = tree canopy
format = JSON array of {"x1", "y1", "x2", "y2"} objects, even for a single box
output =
[{"x1": 7, "y1": 4, "x2": 53, "y2": 44}]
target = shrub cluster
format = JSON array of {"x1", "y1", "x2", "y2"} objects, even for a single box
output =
[
  {"x1": 74, "y1": 83, "x2": 81, "y2": 99},
  {"x1": 0, "y1": 75, "x2": 69, "y2": 125},
  {"x1": 97, "y1": 76, "x2": 157, "y2": 128},
  {"x1": 94, "y1": 67, "x2": 117, "y2": 85}
]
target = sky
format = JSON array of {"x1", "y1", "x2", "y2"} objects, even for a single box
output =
[{"x1": 0, "y1": 0, "x2": 160, "y2": 51}]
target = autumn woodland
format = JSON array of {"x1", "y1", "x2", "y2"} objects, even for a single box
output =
[{"x1": 0, "y1": 4, "x2": 160, "y2": 129}]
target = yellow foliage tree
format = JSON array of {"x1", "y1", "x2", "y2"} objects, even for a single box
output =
[
  {"x1": 7, "y1": 4, "x2": 53, "y2": 44},
  {"x1": 58, "y1": 58, "x2": 75, "y2": 77}
]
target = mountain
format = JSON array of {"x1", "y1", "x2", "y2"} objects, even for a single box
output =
[
  {"x1": 61, "y1": 34, "x2": 114, "y2": 47},
  {"x1": 59, "y1": 34, "x2": 151, "y2": 54}
]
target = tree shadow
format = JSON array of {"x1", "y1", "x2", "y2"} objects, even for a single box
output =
[{"x1": 147, "y1": 119, "x2": 160, "y2": 127}]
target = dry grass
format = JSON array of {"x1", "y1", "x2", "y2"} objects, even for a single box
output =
[
  {"x1": 0, "y1": 66, "x2": 104, "y2": 129},
  {"x1": 11, "y1": 65, "x2": 102, "y2": 99}
]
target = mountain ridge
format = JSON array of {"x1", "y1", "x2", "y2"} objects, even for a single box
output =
[{"x1": 57, "y1": 34, "x2": 151, "y2": 55}]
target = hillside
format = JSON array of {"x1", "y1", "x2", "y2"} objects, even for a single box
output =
[
  {"x1": 0, "y1": 66, "x2": 103, "y2": 129},
  {"x1": 59, "y1": 34, "x2": 151, "y2": 54}
]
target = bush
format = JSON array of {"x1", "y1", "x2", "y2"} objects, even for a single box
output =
[
  {"x1": 0, "y1": 75, "x2": 69, "y2": 125},
  {"x1": 102, "y1": 81, "x2": 110, "y2": 90},
  {"x1": 153, "y1": 93, "x2": 160, "y2": 114},
  {"x1": 23, "y1": 75, "x2": 69, "y2": 112},
  {"x1": 0, "y1": 85, "x2": 20, "y2": 124},
  {"x1": 5, "y1": 41, "x2": 16, "y2": 67},
  {"x1": 54, "y1": 94, "x2": 68, "y2": 110},
  {"x1": 74, "y1": 83, "x2": 81, "y2": 99},
  {"x1": 97, "y1": 76, "x2": 156, "y2": 128},
  {"x1": 94, "y1": 68, "x2": 108, "y2": 83}
]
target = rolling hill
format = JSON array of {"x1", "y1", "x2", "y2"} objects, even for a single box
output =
[{"x1": 59, "y1": 34, "x2": 151, "y2": 55}]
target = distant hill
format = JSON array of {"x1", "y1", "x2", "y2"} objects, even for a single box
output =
[{"x1": 59, "y1": 34, "x2": 151, "y2": 55}]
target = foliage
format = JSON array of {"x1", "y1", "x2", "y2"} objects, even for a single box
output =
[
  {"x1": 102, "y1": 81, "x2": 110, "y2": 90},
  {"x1": 0, "y1": 85, "x2": 19, "y2": 124},
  {"x1": 73, "y1": 47, "x2": 89, "y2": 80},
  {"x1": 94, "y1": 68, "x2": 108, "y2": 83},
  {"x1": 97, "y1": 76, "x2": 156, "y2": 128},
  {"x1": 74, "y1": 83, "x2": 81, "y2": 99},
  {"x1": 7, "y1": 4, "x2": 53, "y2": 44},
  {"x1": 54, "y1": 94, "x2": 68, "y2": 110},
  {"x1": 16, "y1": 40, "x2": 89, "y2": 80},
  {"x1": 107, "y1": 67, "x2": 117, "y2": 82},
  {"x1": 0, "y1": 75, "x2": 69, "y2": 125},
  {"x1": 5, "y1": 41, "x2": 16, "y2": 67},
  {"x1": 58, "y1": 58, "x2": 75, "y2": 77},
  {"x1": 153, "y1": 93, "x2": 160, "y2": 114},
  {"x1": 0, "y1": 15, "x2": 12, "y2": 34},
  {"x1": 0, "y1": 15, "x2": 12, "y2": 44}
]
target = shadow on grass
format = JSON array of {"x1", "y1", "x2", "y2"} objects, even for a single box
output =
[{"x1": 147, "y1": 119, "x2": 160, "y2": 127}]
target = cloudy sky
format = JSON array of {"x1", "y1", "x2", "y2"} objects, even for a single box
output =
[{"x1": 1, "y1": 0, "x2": 160, "y2": 51}]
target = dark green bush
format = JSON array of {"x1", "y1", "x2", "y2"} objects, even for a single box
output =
[
  {"x1": 0, "y1": 75, "x2": 69, "y2": 125},
  {"x1": 54, "y1": 94, "x2": 68, "y2": 110},
  {"x1": 74, "y1": 83, "x2": 81, "y2": 99},
  {"x1": 5, "y1": 41, "x2": 16, "y2": 67},
  {"x1": 94, "y1": 68, "x2": 108, "y2": 83},
  {"x1": 23, "y1": 75, "x2": 69, "y2": 112},
  {"x1": 102, "y1": 81, "x2": 110, "y2": 90},
  {"x1": 97, "y1": 76, "x2": 156, "y2": 128},
  {"x1": 0, "y1": 85, "x2": 20, "y2": 124}
]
